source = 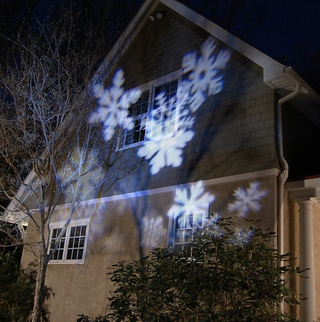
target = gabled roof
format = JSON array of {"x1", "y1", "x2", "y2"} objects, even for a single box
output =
[
  {"x1": 99, "y1": 0, "x2": 320, "y2": 128},
  {"x1": 3, "y1": 0, "x2": 320, "y2": 224}
]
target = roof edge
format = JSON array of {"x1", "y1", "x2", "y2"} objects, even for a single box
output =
[{"x1": 159, "y1": 0, "x2": 285, "y2": 82}]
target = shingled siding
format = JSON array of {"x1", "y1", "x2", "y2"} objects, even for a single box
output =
[
  {"x1": 143, "y1": 63, "x2": 278, "y2": 190},
  {"x1": 190, "y1": 61, "x2": 278, "y2": 179},
  {"x1": 107, "y1": 9, "x2": 278, "y2": 194},
  {"x1": 119, "y1": 9, "x2": 205, "y2": 89}
]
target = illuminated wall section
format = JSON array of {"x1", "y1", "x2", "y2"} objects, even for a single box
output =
[{"x1": 40, "y1": 5, "x2": 281, "y2": 322}]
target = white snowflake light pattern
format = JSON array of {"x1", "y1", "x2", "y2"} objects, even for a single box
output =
[
  {"x1": 227, "y1": 181, "x2": 267, "y2": 218},
  {"x1": 146, "y1": 92, "x2": 178, "y2": 139},
  {"x1": 141, "y1": 216, "x2": 167, "y2": 247},
  {"x1": 138, "y1": 86, "x2": 195, "y2": 174},
  {"x1": 137, "y1": 128, "x2": 194, "y2": 175},
  {"x1": 137, "y1": 37, "x2": 230, "y2": 175},
  {"x1": 89, "y1": 69, "x2": 142, "y2": 142},
  {"x1": 228, "y1": 228, "x2": 254, "y2": 247},
  {"x1": 203, "y1": 213, "x2": 224, "y2": 238},
  {"x1": 167, "y1": 181, "x2": 215, "y2": 219},
  {"x1": 182, "y1": 37, "x2": 231, "y2": 112}
]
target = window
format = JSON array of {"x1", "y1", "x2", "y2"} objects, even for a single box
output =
[
  {"x1": 147, "y1": 79, "x2": 179, "y2": 138},
  {"x1": 122, "y1": 90, "x2": 149, "y2": 146},
  {"x1": 121, "y1": 71, "x2": 181, "y2": 147},
  {"x1": 48, "y1": 219, "x2": 90, "y2": 264},
  {"x1": 170, "y1": 208, "x2": 209, "y2": 253}
]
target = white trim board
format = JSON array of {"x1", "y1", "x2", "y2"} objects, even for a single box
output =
[{"x1": 54, "y1": 168, "x2": 279, "y2": 209}]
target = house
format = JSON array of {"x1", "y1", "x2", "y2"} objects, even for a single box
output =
[{"x1": 9, "y1": 0, "x2": 320, "y2": 321}]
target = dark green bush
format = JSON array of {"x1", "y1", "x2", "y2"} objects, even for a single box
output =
[{"x1": 78, "y1": 216, "x2": 301, "y2": 322}]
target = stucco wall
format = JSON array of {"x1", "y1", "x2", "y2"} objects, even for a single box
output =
[
  {"x1": 285, "y1": 197, "x2": 320, "y2": 319},
  {"x1": 313, "y1": 201, "x2": 320, "y2": 318},
  {"x1": 40, "y1": 174, "x2": 277, "y2": 321}
]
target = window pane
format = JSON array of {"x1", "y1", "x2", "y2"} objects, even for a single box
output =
[
  {"x1": 67, "y1": 249, "x2": 72, "y2": 260},
  {"x1": 148, "y1": 79, "x2": 178, "y2": 138},
  {"x1": 68, "y1": 238, "x2": 74, "y2": 248},
  {"x1": 50, "y1": 228, "x2": 66, "y2": 261},
  {"x1": 72, "y1": 250, "x2": 77, "y2": 260},
  {"x1": 66, "y1": 225, "x2": 87, "y2": 261},
  {"x1": 78, "y1": 249, "x2": 83, "y2": 259},
  {"x1": 81, "y1": 226, "x2": 86, "y2": 236},
  {"x1": 174, "y1": 212, "x2": 205, "y2": 252},
  {"x1": 123, "y1": 90, "x2": 149, "y2": 146},
  {"x1": 79, "y1": 237, "x2": 85, "y2": 247}
]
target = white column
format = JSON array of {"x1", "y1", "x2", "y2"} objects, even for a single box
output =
[{"x1": 299, "y1": 200, "x2": 317, "y2": 322}]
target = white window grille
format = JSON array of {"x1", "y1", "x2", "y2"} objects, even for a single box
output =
[
  {"x1": 121, "y1": 70, "x2": 181, "y2": 147},
  {"x1": 147, "y1": 79, "x2": 179, "y2": 139},
  {"x1": 48, "y1": 219, "x2": 90, "y2": 264},
  {"x1": 121, "y1": 90, "x2": 150, "y2": 146},
  {"x1": 171, "y1": 206, "x2": 210, "y2": 252}
]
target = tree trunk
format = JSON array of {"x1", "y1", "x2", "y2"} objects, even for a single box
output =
[{"x1": 31, "y1": 251, "x2": 48, "y2": 322}]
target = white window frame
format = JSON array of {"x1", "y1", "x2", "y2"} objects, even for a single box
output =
[
  {"x1": 48, "y1": 218, "x2": 90, "y2": 264},
  {"x1": 121, "y1": 70, "x2": 182, "y2": 148},
  {"x1": 169, "y1": 204, "x2": 210, "y2": 252}
]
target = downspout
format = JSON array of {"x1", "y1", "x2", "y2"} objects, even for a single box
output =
[
  {"x1": 276, "y1": 82, "x2": 301, "y2": 312},
  {"x1": 277, "y1": 83, "x2": 301, "y2": 256}
]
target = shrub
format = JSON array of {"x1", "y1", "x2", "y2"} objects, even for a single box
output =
[{"x1": 78, "y1": 216, "x2": 301, "y2": 322}]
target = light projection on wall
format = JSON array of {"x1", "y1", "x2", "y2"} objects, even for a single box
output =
[
  {"x1": 89, "y1": 36, "x2": 266, "y2": 248},
  {"x1": 138, "y1": 38, "x2": 230, "y2": 174},
  {"x1": 228, "y1": 228, "x2": 254, "y2": 247},
  {"x1": 90, "y1": 37, "x2": 230, "y2": 175},
  {"x1": 181, "y1": 37, "x2": 230, "y2": 112},
  {"x1": 227, "y1": 181, "x2": 268, "y2": 218},
  {"x1": 167, "y1": 181, "x2": 215, "y2": 220},
  {"x1": 89, "y1": 69, "x2": 142, "y2": 141},
  {"x1": 167, "y1": 181, "x2": 267, "y2": 249},
  {"x1": 141, "y1": 216, "x2": 167, "y2": 248}
]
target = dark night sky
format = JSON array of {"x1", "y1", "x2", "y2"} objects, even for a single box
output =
[
  {"x1": 2, "y1": 0, "x2": 320, "y2": 73},
  {"x1": 182, "y1": 0, "x2": 320, "y2": 72},
  {"x1": 247, "y1": 0, "x2": 320, "y2": 63}
]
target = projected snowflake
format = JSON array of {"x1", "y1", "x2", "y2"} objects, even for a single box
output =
[
  {"x1": 203, "y1": 213, "x2": 224, "y2": 239},
  {"x1": 89, "y1": 69, "x2": 141, "y2": 141},
  {"x1": 228, "y1": 228, "x2": 254, "y2": 247},
  {"x1": 137, "y1": 128, "x2": 194, "y2": 175},
  {"x1": 167, "y1": 181, "x2": 266, "y2": 249},
  {"x1": 182, "y1": 37, "x2": 231, "y2": 112},
  {"x1": 137, "y1": 89, "x2": 196, "y2": 174},
  {"x1": 168, "y1": 181, "x2": 215, "y2": 220},
  {"x1": 227, "y1": 181, "x2": 267, "y2": 218},
  {"x1": 146, "y1": 92, "x2": 177, "y2": 138},
  {"x1": 90, "y1": 37, "x2": 230, "y2": 175},
  {"x1": 141, "y1": 216, "x2": 167, "y2": 247}
]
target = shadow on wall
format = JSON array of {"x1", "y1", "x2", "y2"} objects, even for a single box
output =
[{"x1": 86, "y1": 36, "x2": 270, "y2": 255}]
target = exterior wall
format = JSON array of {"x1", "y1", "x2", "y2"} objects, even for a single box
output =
[
  {"x1": 103, "y1": 8, "x2": 278, "y2": 196},
  {"x1": 284, "y1": 193, "x2": 300, "y2": 318},
  {"x1": 314, "y1": 201, "x2": 320, "y2": 318},
  {"x1": 285, "y1": 197, "x2": 320, "y2": 319},
  {"x1": 42, "y1": 173, "x2": 277, "y2": 322},
  {"x1": 20, "y1": 4, "x2": 286, "y2": 322}
]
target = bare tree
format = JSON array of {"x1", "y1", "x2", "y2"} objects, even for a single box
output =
[{"x1": 0, "y1": 9, "x2": 141, "y2": 322}]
